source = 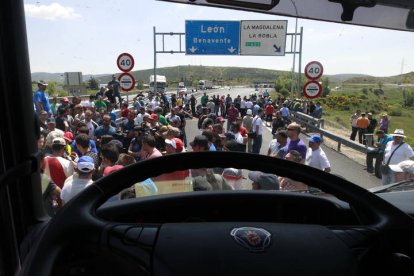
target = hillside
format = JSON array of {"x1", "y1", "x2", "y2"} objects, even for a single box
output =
[
  {"x1": 31, "y1": 66, "x2": 414, "y2": 86},
  {"x1": 328, "y1": 74, "x2": 371, "y2": 83},
  {"x1": 94, "y1": 65, "x2": 289, "y2": 85},
  {"x1": 342, "y1": 71, "x2": 414, "y2": 84},
  {"x1": 31, "y1": 72, "x2": 109, "y2": 83}
]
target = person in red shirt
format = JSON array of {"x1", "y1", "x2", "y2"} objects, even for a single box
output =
[
  {"x1": 236, "y1": 117, "x2": 248, "y2": 144},
  {"x1": 44, "y1": 138, "x2": 75, "y2": 189},
  {"x1": 265, "y1": 102, "x2": 275, "y2": 127},
  {"x1": 226, "y1": 103, "x2": 239, "y2": 131},
  {"x1": 120, "y1": 103, "x2": 130, "y2": 118}
]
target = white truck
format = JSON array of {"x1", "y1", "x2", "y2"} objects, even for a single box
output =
[
  {"x1": 149, "y1": 75, "x2": 167, "y2": 94},
  {"x1": 198, "y1": 80, "x2": 213, "y2": 90},
  {"x1": 177, "y1": 82, "x2": 187, "y2": 95}
]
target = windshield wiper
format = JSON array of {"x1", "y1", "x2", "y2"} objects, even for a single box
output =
[{"x1": 370, "y1": 180, "x2": 414, "y2": 194}]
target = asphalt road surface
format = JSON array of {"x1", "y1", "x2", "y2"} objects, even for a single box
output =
[
  {"x1": 126, "y1": 87, "x2": 381, "y2": 189},
  {"x1": 187, "y1": 87, "x2": 381, "y2": 190}
]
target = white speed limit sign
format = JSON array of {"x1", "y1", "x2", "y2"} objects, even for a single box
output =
[
  {"x1": 117, "y1": 53, "x2": 135, "y2": 72},
  {"x1": 303, "y1": 80, "x2": 322, "y2": 99},
  {"x1": 304, "y1": 61, "x2": 323, "y2": 80}
]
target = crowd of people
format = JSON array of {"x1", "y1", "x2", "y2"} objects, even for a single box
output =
[
  {"x1": 33, "y1": 76, "x2": 414, "y2": 217},
  {"x1": 33, "y1": 79, "x2": 335, "y2": 216},
  {"x1": 366, "y1": 128, "x2": 414, "y2": 185},
  {"x1": 349, "y1": 110, "x2": 387, "y2": 145},
  {"x1": 348, "y1": 109, "x2": 414, "y2": 184}
]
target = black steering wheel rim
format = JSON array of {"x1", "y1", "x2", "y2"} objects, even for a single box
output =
[{"x1": 21, "y1": 151, "x2": 414, "y2": 275}]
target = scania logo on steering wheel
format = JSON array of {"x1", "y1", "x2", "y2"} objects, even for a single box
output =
[{"x1": 230, "y1": 227, "x2": 271, "y2": 252}]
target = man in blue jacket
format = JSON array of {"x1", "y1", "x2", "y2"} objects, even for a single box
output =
[
  {"x1": 33, "y1": 80, "x2": 51, "y2": 116},
  {"x1": 366, "y1": 130, "x2": 393, "y2": 178}
]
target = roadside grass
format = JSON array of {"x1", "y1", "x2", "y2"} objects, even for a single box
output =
[
  {"x1": 324, "y1": 83, "x2": 414, "y2": 146},
  {"x1": 323, "y1": 110, "x2": 414, "y2": 146},
  {"x1": 270, "y1": 83, "x2": 414, "y2": 146}
]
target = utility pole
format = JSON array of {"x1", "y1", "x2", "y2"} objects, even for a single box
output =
[
  {"x1": 291, "y1": 16, "x2": 298, "y2": 99},
  {"x1": 153, "y1": 26, "x2": 157, "y2": 96}
]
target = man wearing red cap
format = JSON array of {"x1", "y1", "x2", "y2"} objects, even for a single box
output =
[
  {"x1": 152, "y1": 137, "x2": 190, "y2": 194},
  {"x1": 165, "y1": 138, "x2": 184, "y2": 154}
]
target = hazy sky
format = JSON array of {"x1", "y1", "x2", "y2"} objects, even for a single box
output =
[{"x1": 24, "y1": 0, "x2": 414, "y2": 77}]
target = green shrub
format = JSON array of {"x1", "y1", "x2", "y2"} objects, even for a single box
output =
[
  {"x1": 389, "y1": 104, "x2": 402, "y2": 116},
  {"x1": 280, "y1": 87, "x2": 289, "y2": 97}
]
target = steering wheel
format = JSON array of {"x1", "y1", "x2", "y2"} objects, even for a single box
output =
[{"x1": 21, "y1": 151, "x2": 414, "y2": 275}]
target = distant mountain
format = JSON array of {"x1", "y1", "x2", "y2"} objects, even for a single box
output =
[
  {"x1": 31, "y1": 66, "x2": 289, "y2": 86},
  {"x1": 380, "y1": 71, "x2": 414, "y2": 84},
  {"x1": 31, "y1": 72, "x2": 65, "y2": 83},
  {"x1": 94, "y1": 65, "x2": 290, "y2": 85},
  {"x1": 331, "y1": 72, "x2": 414, "y2": 84},
  {"x1": 31, "y1": 67, "x2": 414, "y2": 85},
  {"x1": 31, "y1": 72, "x2": 110, "y2": 84}
]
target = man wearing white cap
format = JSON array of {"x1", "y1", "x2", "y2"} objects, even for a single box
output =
[
  {"x1": 44, "y1": 137, "x2": 74, "y2": 189},
  {"x1": 382, "y1": 129, "x2": 414, "y2": 185},
  {"x1": 389, "y1": 160, "x2": 414, "y2": 182}
]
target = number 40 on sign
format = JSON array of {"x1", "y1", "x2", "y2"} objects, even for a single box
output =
[
  {"x1": 117, "y1": 53, "x2": 135, "y2": 72},
  {"x1": 304, "y1": 61, "x2": 323, "y2": 80}
]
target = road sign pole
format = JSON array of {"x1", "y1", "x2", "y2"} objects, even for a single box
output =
[
  {"x1": 153, "y1": 26, "x2": 157, "y2": 96},
  {"x1": 291, "y1": 17, "x2": 298, "y2": 99},
  {"x1": 298, "y1": 27, "x2": 303, "y2": 98}
]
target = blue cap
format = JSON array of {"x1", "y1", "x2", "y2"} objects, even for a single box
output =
[
  {"x1": 308, "y1": 135, "x2": 322, "y2": 144},
  {"x1": 77, "y1": 156, "x2": 95, "y2": 172},
  {"x1": 78, "y1": 156, "x2": 94, "y2": 163}
]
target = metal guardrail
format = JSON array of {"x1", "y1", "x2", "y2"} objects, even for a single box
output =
[
  {"x1": 290, "y1": 111, "x2": 373, "y2": 154},
  {"x1": 290, "y1": 111, "x2": 324, "y2": 130}
]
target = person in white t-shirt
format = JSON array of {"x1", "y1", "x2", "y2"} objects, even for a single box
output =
[
  {"x1": 239, "y1": 96, "x2": 247, "y2": 117},
  {"x1": 134, "y1": 106, "x2": 149, "y2": 126},
  {"x1": 45, "y1": 117, "x2": 64, "y2": 150},
  {"x1": 61, "y1": 155, "x2": 95, "y2": 205},
  {"x1": 245, "y1": 99, "x2": 253, "y2": 111},
  {"x1": 305, "y1": 134, "x2": 331, "y2": 173},
  {"x1": 252, "y1": 108, "x2": 264, "y2": 154},
  {"x1": 83, "y1": 110, "x2": 98, "y2": 140},
  {"x1": 382, "y1": 129, "x2": 414, "y2": 185}
]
